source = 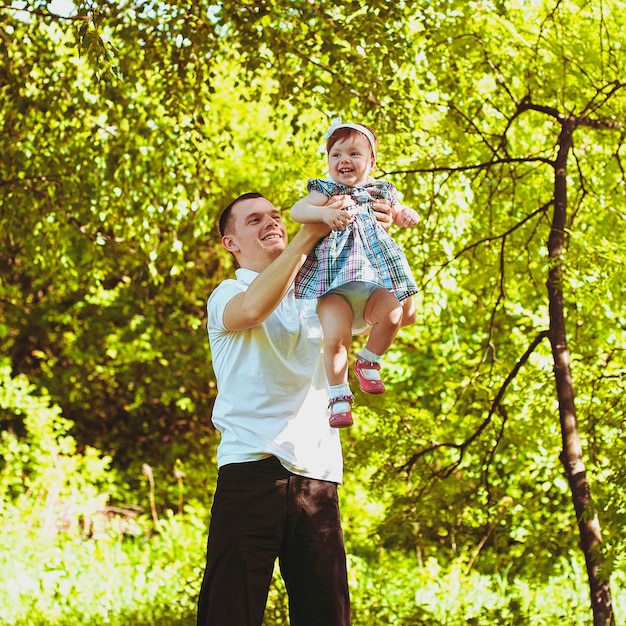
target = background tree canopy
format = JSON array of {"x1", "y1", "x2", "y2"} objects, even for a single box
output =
[{"x1": 1, "y1": 1, "x2": 626, "y2": 623}]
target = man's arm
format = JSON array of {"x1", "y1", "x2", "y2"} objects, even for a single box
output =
[{"x1": 222, "y1": 223, "x2": 329, "y2": 331}]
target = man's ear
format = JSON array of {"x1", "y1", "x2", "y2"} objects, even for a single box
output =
[{"x1": 222, "y1": 235, "x2": 239, "y2": 253}]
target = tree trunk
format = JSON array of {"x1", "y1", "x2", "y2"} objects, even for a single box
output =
[{"x1": 546, "y1": 119, "x2": 615, "y2": 626}]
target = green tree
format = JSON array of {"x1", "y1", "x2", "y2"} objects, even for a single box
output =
[{"x1": 2, "y1": 2, "x2": 626, "y2": 624}]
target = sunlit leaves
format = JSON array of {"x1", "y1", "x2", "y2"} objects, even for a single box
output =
[{"x1": 2, "y1": 0, "x2": 626, "y2": 597}]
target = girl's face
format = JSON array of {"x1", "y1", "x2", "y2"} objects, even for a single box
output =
[{"x1": 327, "y1": 133, "x2": 374, "y2": 187}]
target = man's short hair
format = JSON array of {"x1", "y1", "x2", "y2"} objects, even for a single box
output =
[{"x1": 218, "y1": 192, "x2": 266, "y2": 237}]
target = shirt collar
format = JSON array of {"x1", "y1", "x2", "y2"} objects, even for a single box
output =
[
  {"x1": 234, "y1": 267, "x2": 295, "y2": 295},
  {"x1": 234, "y1": 267, "x2": 259, "y2": 285}
]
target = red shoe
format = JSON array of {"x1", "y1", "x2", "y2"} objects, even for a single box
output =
[
  {"x1": 354, "y1": 358, "x2": 385, "y2": 394},
  {"x1": 328, "y1": 395, "x2": 354, "y2": 428}
]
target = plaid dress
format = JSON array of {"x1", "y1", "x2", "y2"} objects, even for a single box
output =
[{"x1": 294, "y1": 178, "x2": 418, "y2": 302}]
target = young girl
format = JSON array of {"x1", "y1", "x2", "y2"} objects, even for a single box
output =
[{"x1": 291, "y1": 120, "x2": 419, "y2": 428}]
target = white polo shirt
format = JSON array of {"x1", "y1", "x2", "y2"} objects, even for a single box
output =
[{"x1": 207, "y1": 268, "x2": 343, "y2": 483}]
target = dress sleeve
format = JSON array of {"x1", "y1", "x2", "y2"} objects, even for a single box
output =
[
  {"x1": 307, "y1": 178, "x2": 335, "y2": 197},
  {"x1": 382, "y1": 181, "x2": 400, "y2": 208}
]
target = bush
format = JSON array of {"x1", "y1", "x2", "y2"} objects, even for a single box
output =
[
  {"x1": 2, "y1": 363, "x2": 624, "y2": 625},
  {"x1": 0, "y1": 364, "x2": 205, "y2": 625}
]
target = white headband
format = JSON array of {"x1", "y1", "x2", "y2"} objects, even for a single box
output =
[{"x1": 323, "y1": 117, "x2": 377, "y2": 160}]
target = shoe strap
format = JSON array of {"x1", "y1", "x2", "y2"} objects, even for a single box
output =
[{"x1": 328, "y1": 394, "x2": 354, "y2": 408}]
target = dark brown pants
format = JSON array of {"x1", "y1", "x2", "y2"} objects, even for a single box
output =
[{"x1": 196, "y1": 456, "x2": 350, "y2": 626}]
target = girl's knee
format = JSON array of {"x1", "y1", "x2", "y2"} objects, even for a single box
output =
[
  {"x1": 388, "y1": 304, "x2": 404, "y2": 327},
  {"x1": 365, "y1": 290, "x2": 403, "y2": 327}
]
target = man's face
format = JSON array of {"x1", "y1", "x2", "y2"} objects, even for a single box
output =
[{"x1": 222, "y1": 197, "x2": 288, "y2": 271}]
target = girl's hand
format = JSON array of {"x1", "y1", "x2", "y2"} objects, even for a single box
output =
[
  {"x1": 325, "y1": 194, "x2": 356, "y2": 231},
  {"x1": 323, "y1": 206, "x2": 354, "y2": 231},
  {"x1": 395, "y1": 206, "x2": 420, "y2": 227}
]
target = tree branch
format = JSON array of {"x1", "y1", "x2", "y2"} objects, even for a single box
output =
[
  {"x1": 401, "y1": 330, "x2": 550, "y2": 478},
  {"x1": 0, "y1": 5, "x2": 86, "y2": 22}
]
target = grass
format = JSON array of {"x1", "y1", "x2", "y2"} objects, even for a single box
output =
[{"x1": 2, "y1": 506, "x2": 624, "y2": 626}]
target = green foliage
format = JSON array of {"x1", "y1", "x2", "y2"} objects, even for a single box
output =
[
  {"x1": 346, "y1": 551, "x2": 613, "y2": 626},
  {"x1": 0, "y1": 363, "x2": 205, "y2": 624},
  {"x1": 1, "y1": 362, "x2": 625, "y2": 625},
  {"x1": 0, "y1": 506, "x2": 205, "y2": 625},
  {"x1": 2, "y1": 0, "x2": 626, "y2": 623},
  {"x1": 0, "y1": 361, "x2": 116, "y2": 511}
]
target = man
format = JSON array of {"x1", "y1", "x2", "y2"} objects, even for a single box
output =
[{"x1": 197, "y1": 191, "x2": 392, "y2": 626}]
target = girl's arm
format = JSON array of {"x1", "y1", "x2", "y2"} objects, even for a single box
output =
[
  {"x1": 291, "y1": 191, "x2": 355, "y2": 231},
  {"x1": 291, "y1": 191, "x2": 333, "y2": 223}
]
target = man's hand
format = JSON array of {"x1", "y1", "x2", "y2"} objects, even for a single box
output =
[{"x1": 372, "y1": 198, "x2": 393, "y2": 232}]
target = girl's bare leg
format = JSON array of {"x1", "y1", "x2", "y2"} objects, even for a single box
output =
[
  {"x1": 352, "y1": 289, "x2": 404, "y2": 394},
  {"x1": 318, "y1": 293, "x2": 354, "y2": 386},
  {"x1": 362, "y1": 288, "x2": 404, "y2": 356},
  {"x1": 319, "y1": 294, "x2": 355, "y2": 427},
  {"x1": 400, "y1": 296, "x2": 416, "y2": 328}
]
